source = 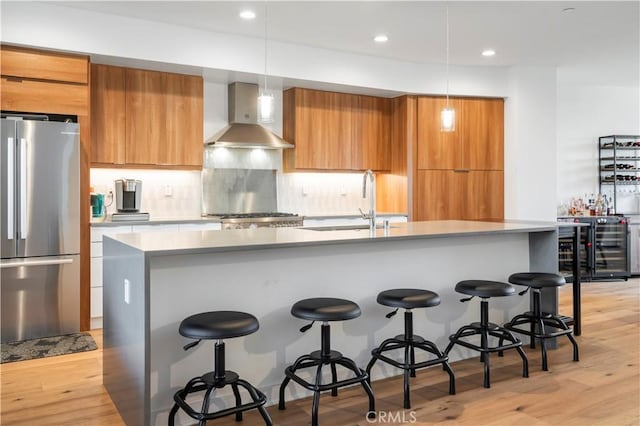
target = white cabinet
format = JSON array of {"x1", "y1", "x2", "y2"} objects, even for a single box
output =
[
  {"x1": 303, "y1": 215, "x2": 407, "y2": 228},
  {"x1": 89, "y1": 221, "x2": 222, "y2": 329}
]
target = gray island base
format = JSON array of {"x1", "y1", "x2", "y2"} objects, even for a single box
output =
[{"x1": 102, "y1": 220, "x2": 558, "y2": 426}]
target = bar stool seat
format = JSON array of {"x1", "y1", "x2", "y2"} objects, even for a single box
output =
[
  {"x1": 367, "y1": 288, "x2": 455, "y2": 409},
  {"x1": 503, "y1": 272, "x2": 579, "y2": 371},
  {"x1": 179, "y1": 311, "x2": 259, "y2": 339},
  {"x1": 291, "y1": 297, "x2": 361, "y2": 321},
  {"x1": 168, "y1": 311, "x2": 272, "y2": 426},
  {"x1": 445, "y1": 280, "x2": 529, "y2": 388},
  {"x1": 376, "y1": 288, "x2": 441, "y2": 309},
  {"x1": 279, "y1": 297, "x2": 375, "y2": 426}
]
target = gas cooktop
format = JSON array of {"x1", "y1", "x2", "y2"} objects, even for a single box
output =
[{"x1": 206, "y1": 212, "x2": 299, "y2": 219}]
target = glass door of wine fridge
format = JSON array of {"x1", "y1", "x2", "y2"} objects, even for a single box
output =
[{"x1": 592, "y1": 217, "x2": 630, "y2": 279}]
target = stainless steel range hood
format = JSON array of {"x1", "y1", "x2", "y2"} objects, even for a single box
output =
[{"x1": 206, "y1": 82, "x2": 293, "y2": 149}]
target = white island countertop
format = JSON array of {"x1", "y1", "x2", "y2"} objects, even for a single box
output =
[{"x1": 106, "y1": 220, "x2": 558, "y2": 255}]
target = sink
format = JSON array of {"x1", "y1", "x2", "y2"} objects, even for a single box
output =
[{"x1": 301, "y1": 224, "x2": 399, "y2": 232}]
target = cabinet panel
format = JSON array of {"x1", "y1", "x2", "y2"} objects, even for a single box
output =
[
  {"x1": 162, "y1": 73, "x2": 203, "y2": 167},
  {"x1": 417, "y1": 97, "x2": 462, "y2": 170},
  {"x1": 352, "y1": 95, "x2": 391, "y2": 171},
  {"x1": 284, "y1": 88, "x2": 353, "y2": 170},
  {"x1": 1, "y1": 77, "x2": 88, "y2": 116},
  {"x1": 414, "y1": 170, "x2": 503, "y2": 221},
  {"x1": 464, "y1": 171, "x2": 504, "y2": 220},
  {"x1": 462, "y1": 98, "x2": 504, "y2": 170},
  {"x1": 414, "y1": 170, "x2": 463, "y2": 220},
  {"x1": 1, "y1": 45, "x2": 88, "y2": 84},
  {"x1": 91, "y1": 64, "x2": 126, "y2": 164},
  {"x1": 125, "y1": 68, "x2": 165, "y2": 165}
]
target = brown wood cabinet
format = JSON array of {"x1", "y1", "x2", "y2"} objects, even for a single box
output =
[
  {"x1": 1, "y1": 45, "x2": 89, "y2": 84},
  {"x1": 91, "y1": 64, "x2": 125, "y2": 164},
  {"x1": 414, "y1": 170, "x2": 504, "y2": 221},
  {"x1": 283, "y1": 88, "x2": 390, "y2": 171},
  {"x1": 412, "y1": 95, "x2": 505, "y2": 221},
  {"x1": 91, "y1": 64, "x2": 203, "y2": 169},
  {"x1": 417, "y1": 96, "x2": 503, "y2": 171},
  {"x1": 352, "y1": 95, "x2": 391, "y2": 171}
]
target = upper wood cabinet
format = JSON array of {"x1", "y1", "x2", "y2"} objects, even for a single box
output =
[
  {"x1": 91, "y1": 64, "x2": 126, "y2": 164},
  {"x1": 1, "y1": 45, "x2": 88, "y2": 84},
  {"x1": 283, "y1": 88, "x2": 354, "y2": 170},
  {"x1": 283, "y1": 87, "x2": 390, "y2": 172},
  {"x1": 352, "y1": 95, "x2": 391, "y2": 171},
  {"x1": 90, "y1": 64, "x2": 203, "y2": 168},
  {"x1": 417, "y1": 96, "x2": 503, "y2": 171}
]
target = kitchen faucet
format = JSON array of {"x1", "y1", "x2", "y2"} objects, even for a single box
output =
[{"x1": 360, "y1": 169, "x2": 376, "y2": 233}]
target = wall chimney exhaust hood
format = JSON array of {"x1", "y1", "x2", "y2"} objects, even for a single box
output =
[{"x1": 206, "y1": 82, "x2": 293, "y2": 149}]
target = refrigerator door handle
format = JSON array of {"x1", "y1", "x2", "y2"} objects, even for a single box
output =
[
  {"x1": 7, "y1": 137, "x2": 14, "y2": 240},
  {"x1": 19, "y1": 138, "x2": 27, "y2": 240},
  {"x1": 0, "y1": 257, "x2": 74, "y2": 269}
]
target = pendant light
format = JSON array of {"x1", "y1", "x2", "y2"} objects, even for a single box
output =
[
  {"x1": 258, "y1": 0, "x2": 274, "y2": 124},
  {"x1": 441, "y1": 5, "x2": 455, "y2": 132}
]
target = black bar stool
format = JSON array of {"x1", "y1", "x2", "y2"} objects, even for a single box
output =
[
  {"x1": 366, "y1": 289, "x2": 455, "y2": 409},
  {"x1": 503, "y1": 272, "x2": 579, "y2": 371},
  {"x1": 168, "y1": 311, "x2": 272, "y2": 426},
  {"x1": 278, "y1": 297, "x2": 375, "y2": 426},
  {"x1": 445, "y1": 280, "x2": 529, "y2": 388}
]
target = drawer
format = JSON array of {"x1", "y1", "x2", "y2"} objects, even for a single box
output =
[
  {"x1": 90, "y1": 257, "x2": 103, "y2": 288},
  {"x1": 90, "y1": 286, "x2": 103, "y2": 318},
  {"x1": 179, "y1": 223, "x2": 222, "y2": 231},
  {"x1": 131, "y1": 224, "x2": 181, "y2": 233},
  {"x1": 90, "y1": 225, "x2": 133, "y2": 242},
  {"x1": 90, "y1": 242, "x2": 103, "y2": 258}
]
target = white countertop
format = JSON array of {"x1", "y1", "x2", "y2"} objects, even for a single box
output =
[{"x1": 104, "y1": 220, "x2": 557, "y2": 256}]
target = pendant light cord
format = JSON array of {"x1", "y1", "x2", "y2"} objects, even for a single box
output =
[
  {"x1": 263, "y1": 0, "x2": 268, "y2": 94},
  {"x1": 445, "y1": 5, "x2": 450, "y2": 108}
]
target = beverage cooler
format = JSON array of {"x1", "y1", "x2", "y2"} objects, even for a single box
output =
[{"x1": 559, "y1": 216, "x2": 631, "y2": 281}]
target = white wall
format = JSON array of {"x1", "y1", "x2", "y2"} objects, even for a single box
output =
[
  {"x1": 0, "y1": 1, "x2": 509, "y2": 97},
  {"x1": 504, "y1": 66, "x2": 558, "y2": 221},
  {"x1": 556, "y1": 70, "x2": 640, "y2": 214}
]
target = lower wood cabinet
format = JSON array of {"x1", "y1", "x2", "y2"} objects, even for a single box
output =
[{"x1": 414, "y1": 170, "x2": 504, "y2": 221}]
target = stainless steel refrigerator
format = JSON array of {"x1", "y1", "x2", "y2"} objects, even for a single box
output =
[{"x1": 1, "y1": 117, "x2": 80, "y2": 343}]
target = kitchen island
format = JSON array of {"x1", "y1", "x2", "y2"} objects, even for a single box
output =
[{"x1": 102, "y1": 220, "x2": 558, "y2": 426}]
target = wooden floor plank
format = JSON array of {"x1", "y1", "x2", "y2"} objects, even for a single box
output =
[{"x1": 1, "y1": 279, "x2": 638, "y2": 425}]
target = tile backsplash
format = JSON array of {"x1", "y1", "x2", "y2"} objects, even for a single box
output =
[
  {"x1": 277, "y1": 172, "x2": 369, "y2": 216},
  {"x1": 90, "y1": 169, "x2": 202, "y2": 219},
  {"x1": 91, "y1": 152, "x2": 379, "y2": 219}
]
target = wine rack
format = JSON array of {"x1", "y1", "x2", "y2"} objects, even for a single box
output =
[{"x1": 598, "y1": 135, "x2": 640, "y2": 214}]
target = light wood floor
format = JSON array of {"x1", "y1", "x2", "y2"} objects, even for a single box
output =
[{"x1": 1, "y1": 279, "x2": 638, "y2": 425}]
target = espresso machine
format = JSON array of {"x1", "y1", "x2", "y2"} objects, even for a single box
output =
[{"x1": 112, "y1": 179, "x2": 149, "y2": 221}]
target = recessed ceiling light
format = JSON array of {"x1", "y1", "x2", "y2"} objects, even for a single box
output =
[
  {"x1": 373, "y1": 34, "x2": 389, "y2": 43},
  {"x1": 481, "y1": 49, "x2": 496, "y2": 57},
  {"x1": 239, "y1": 10, "x2": 256, "y2": 20}
]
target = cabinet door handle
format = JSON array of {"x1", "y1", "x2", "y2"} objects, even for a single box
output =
[{"x1": 453, "y1": 169, "x2": 470, "y2": 173}]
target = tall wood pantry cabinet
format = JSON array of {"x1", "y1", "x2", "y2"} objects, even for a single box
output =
[{"x1": 412, "y1": 96, "x2": 505, "y2": 221}]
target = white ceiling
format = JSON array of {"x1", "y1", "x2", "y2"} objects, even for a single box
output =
[{"x1": 56, "y1": 1, "x2": 639, "y2": 84}]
